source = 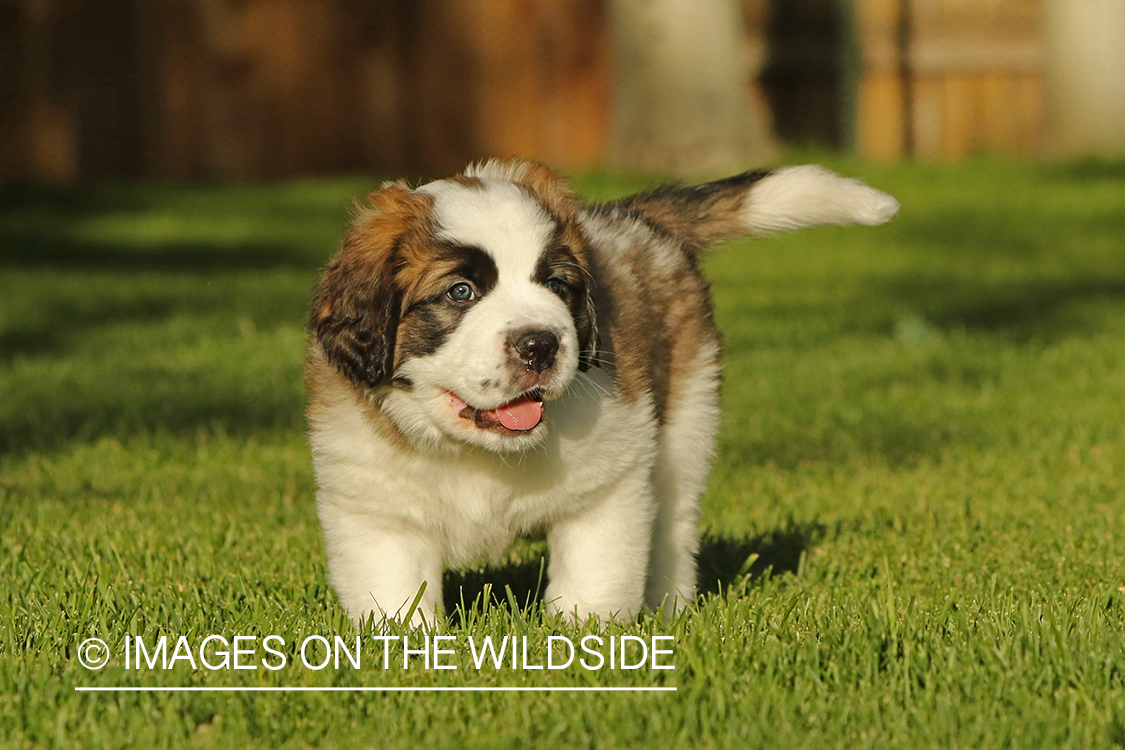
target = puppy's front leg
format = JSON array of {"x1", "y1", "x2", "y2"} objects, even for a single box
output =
[
  {"x1": 544, "y1": 467, "x2": 655, "y2": 623},
  {"x1": 319, "y1": 506, "x2": 444, "y2": 629}
]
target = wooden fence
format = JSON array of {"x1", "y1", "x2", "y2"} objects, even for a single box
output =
[
  {"x1": 0, "y1": 0, "x2": 1046, "y2": 181},
  {"x1": 0, "y1": 0, "x2": 609, "y2": 180},
  {"x1": 857, "y1": 0, "x2": 1043, "y2": 159}
]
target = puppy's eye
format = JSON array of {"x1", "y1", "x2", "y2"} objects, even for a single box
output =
[
  {"x1": 447, "y1": 282, "x2": 476, "y2": 303},
  {"x1": 546, "y1": 278, "x2": 567, "y2": 295}
]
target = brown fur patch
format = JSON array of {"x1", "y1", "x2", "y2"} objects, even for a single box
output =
[
  {"x1": 508, "y1": 161, "x2": 582, "y2": 223},
  {"x1": 447, "y1": 175, "x2": 485, "y2": 190},
  {"x1": 606, "y1": 171, "x2": 771, "y2": 251},
  {"x1": 309, "y1": 182, "x2": 435, "y2": 388},
  {"x1": 576, "y1": 208, "x2": 720, "y2": 423}
]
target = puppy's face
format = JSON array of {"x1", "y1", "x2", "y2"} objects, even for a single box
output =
[{"x1": 310, "y1": 162, "x2": 597, "y2": 452}]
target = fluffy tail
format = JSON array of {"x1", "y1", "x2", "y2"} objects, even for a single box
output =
[{"x1": 606, "y1": 165, "x2": 899, "y2": 250}]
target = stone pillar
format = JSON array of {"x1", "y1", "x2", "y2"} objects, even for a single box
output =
[
  {"x1": 1043, "y1": 0, "x2": 1125, "y2": 157},
  {"x1": 607, "y1": 0, "x2": 779, "y2": 176}
]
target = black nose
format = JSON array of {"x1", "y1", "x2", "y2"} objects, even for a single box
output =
[{"x1": 512, "y1": 329, "x2": 559, "y2": 372}]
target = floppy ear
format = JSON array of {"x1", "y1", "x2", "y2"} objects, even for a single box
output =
[
  {"x1": 310, "y1": 258, "x2": 400, "y2": 388},
  {"x1": 309, "y1": 182, "x2": 428, "y2": 388}
]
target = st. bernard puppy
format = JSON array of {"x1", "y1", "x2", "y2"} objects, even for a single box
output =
[{"x1": 306, "y1": 159, "x2": 898, "y2": 627}]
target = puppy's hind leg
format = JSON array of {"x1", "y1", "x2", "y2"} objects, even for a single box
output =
[{"x1": 644, "y1": 345, "x2": 722, "y2": 614}]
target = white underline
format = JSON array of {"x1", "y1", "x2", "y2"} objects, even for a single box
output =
[{"x1": 75, "y1": 686, "x2": 675, "y2": 693}]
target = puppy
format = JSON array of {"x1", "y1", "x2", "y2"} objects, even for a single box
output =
[{"x1": 306, "y1": 160, "x2": 898, "y2": 627}]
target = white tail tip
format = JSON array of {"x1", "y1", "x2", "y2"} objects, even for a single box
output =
[{"x1": 747, "y1": 165, "x2": 900, "y2": 234}]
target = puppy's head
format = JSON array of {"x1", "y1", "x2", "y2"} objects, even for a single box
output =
[{"x1": 310, "y1": 160, "x2": 598, "y2": 452}]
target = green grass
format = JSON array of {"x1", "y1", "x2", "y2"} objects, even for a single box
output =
[{"x1": 2, "y1": 159, "x2": 1124, "y2": 749}]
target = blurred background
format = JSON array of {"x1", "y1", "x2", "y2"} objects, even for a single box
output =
[{"x1": 2, "y1": 0, "x2": 1124, "y2": 182}]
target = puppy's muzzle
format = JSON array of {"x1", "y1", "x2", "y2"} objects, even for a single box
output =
[{"x1": 509, "y1": 328, "x2": 559, "y2": 373}]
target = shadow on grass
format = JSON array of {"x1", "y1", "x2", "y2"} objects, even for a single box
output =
[
  {"x1": 0, "y1": 270, "x2": 314, "y2": 364},
  {"x1": 695, "y1": 521, "x2": 823, "y2": 597},
  {"x1": 0, "y1": 381, "x2": 308, "y2": 456},
  {"x1": 0, "y1": 236, "x2": 320, "y2": 272},
  {"x1": 444, "y1": 558, "x2": 550, "y2": 626},
  {"x1": 1044, "y1": 158, "x2": 1125, "y2": 182},
  {"x1": 0, "y1": 181, "x2": 347, "y2": 272},
  {"x1": 881, "y1": 275, "x2": 1125, "y2": 343},
  {"x1": 441, "y1": 521, "x2": 823, "y2": 625},
  {"x1": 0, "y1": 278, "x2": 312, "y2": 456},
  {"x1": 0, "y1": 295, "x2": 191, "y2": 362},
  {"x1": 0, "y1": 187, "x2": 326, "y2": 454}
]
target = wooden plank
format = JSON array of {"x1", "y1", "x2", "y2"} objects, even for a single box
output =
[
  {"x1": 351, "y1": 9, "x2": 411, "y2": 175},
  {"x1": 1014, "y1": 73, "x2": 1043, "y2": 153},
  {"x1": 910, "y1": 34, "x2": 1042, "y2": 74},
  {"x1": 857, "y1": 0, "x2": 903, "y2": 29},
  {"x1": 980, "y1": 72, "x2": 1016, "y2": 152},
  {"x1": 18, "y1": 100, "x2": 78, "y2": 182},
  {"x1": 941, "y1": 73, "x2": 973, "y2": 158},
  {"x1": 912, "y1": 75, "x2": 945, "y2": 159},
  {"x1": 858, "y1": 71, "x2": 906, "y2": 159},
  {"x1": 468, "y1": 0, "x2": 544, "y2": 163}
]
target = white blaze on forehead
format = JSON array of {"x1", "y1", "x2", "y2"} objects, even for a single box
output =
[{"x1": 416, "y1": 179, "x2": 556, "y2": 283}]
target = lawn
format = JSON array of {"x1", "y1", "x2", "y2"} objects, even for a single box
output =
[{"x1": 1, "y1": 159, "x2": 1124, "y2": 749}]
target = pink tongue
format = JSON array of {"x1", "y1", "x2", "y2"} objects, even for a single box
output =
[{"x1": 489, "y1": 396, "x2": 543, "y2": 431}]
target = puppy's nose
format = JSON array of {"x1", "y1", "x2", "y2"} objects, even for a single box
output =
[{"x1": 511, "y1": 329, "x2": 559, "y2": 372}]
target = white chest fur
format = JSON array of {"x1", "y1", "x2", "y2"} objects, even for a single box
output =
[{"x1": 310, "y1": 364, "x2": 655, "y2": 567}]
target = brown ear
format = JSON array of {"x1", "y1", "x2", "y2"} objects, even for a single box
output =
[
  {"x1": 309, "y1": 183, "x2": 430, "y2": 388},
  {"x1": 310, "y1": 261, "x2": 400, "y2": 387}
]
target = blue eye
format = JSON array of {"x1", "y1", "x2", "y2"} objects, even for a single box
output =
[
  {"x1": 546, "y1": 278, "x2": 566, "y2": 295},
  {"x1": 447, "y1": 282, "x2": 475, "y2": 303}
]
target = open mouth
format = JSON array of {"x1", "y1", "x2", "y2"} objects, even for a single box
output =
[{"x1": 446, "y1": 389, "x2": 544, "y2": 432}]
